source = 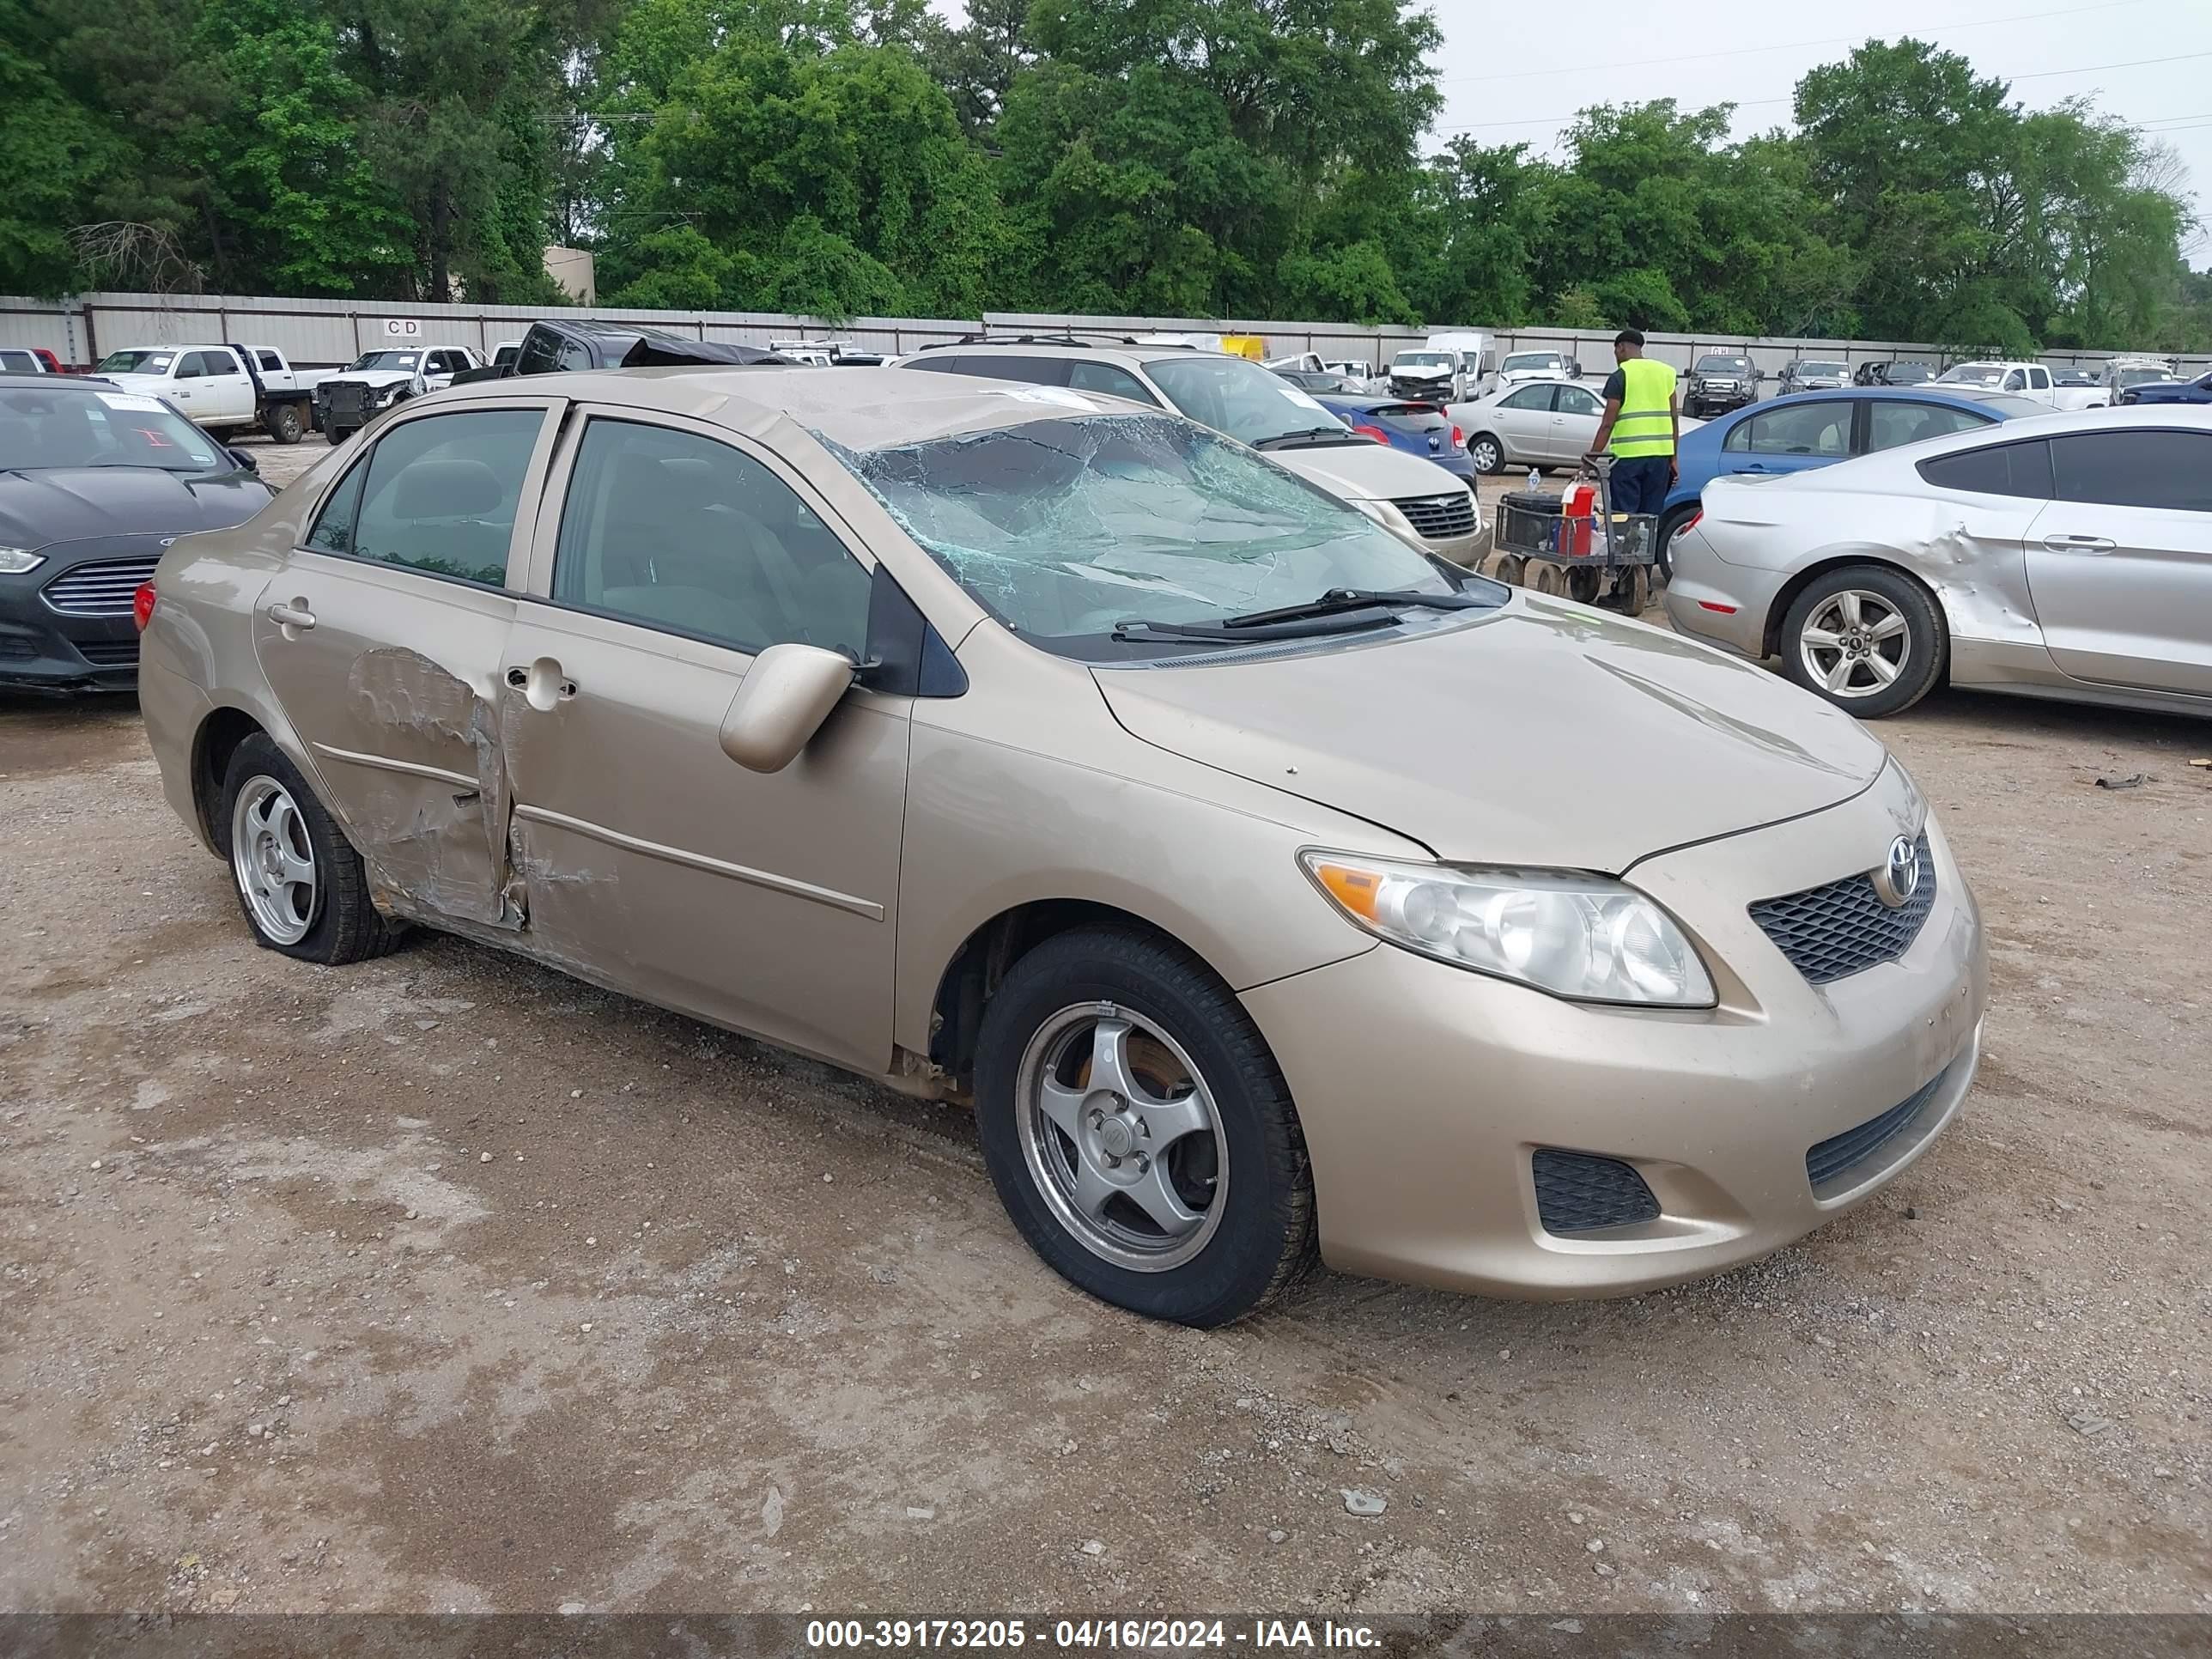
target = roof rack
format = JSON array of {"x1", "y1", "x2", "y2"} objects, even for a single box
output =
[{"x1": 916, "y1": 331, "x2": 1152, "y2": 351}]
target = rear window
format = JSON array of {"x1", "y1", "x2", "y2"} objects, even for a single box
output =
[{"x1": 1916, "y1": 439, "x2": 2053, "y2": 500}]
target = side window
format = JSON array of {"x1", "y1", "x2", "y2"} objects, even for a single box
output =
[
  {"x1": 2002, "y1": 369, "x2": 2027, "y2": 392},
  {"x1": 304, "y1": 461, "x2": 368, "y2": 555},
  {"x1": 1555, "y1": 385, "x2": 1601, "y2": 417},
  {"x1": 515, "y1": 330, "x2": 562, "y2": 375},
  {"x1": 348, "y1": 409, "x2": 544, "y2": 586},
  {"x1": 204, "y1": 349, "x2": 240, "y2": 376},
  {"x1": 175, "y1": 351, "x2": 211, "y2": 379},
  {"x1": 2029, "y1": 367, "x2": 2051, "y2": 390},
  {"x1": 1865, "y1": 402, "x2": 1990, "y2": 454},
  {"x1": 968, "y1": 355, "x2": 1068, "y2": 386},
  {"x1": 1916, "y1": 439, "x2": 2054, "y2": 500},
  {"x1": 256, "y1": 351, "x2": 283, "y2": 373},
  {"x1": 1501, "y1": 386, "x2": 1551, "y2": 411},
  {"x1": 556, "y1": 337, "x2": 593, "y2": 372},
  {"x1": 899, "y1": 354, "x2": 970, "y2": 374},
  {"x1": 1741, "y1": 402, "x2": 1850, "y2": 456},
  {"x1": 1066, "y1": 361, "x2": 1159, "y2": 405},
  {"x1": 2051, "y1": 431, "x2": 2212, "y2": 512},
  {"x1": 552, "y1": 420, "x2": 872, "y2": 658}
]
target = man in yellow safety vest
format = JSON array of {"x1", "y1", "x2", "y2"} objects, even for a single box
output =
[{"x1": 1585, "y1": 328, "x2": 1680, "y2": 516}]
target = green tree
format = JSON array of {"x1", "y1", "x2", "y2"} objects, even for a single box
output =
[{"x1": 0, "y1": 1, "x2": 131, "y2": 294}]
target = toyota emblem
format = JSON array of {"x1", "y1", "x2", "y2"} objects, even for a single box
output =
[{"x1": 1872, "y1": 835, "x2": 1923, "y2": 908}]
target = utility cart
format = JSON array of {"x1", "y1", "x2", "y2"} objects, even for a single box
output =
[{"x1": 1489, "y1": 453, "x2": 1657, "y2": 614}]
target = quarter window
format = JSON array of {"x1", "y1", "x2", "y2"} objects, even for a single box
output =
[
  {"x1": 1915, "y1": 438, "x2": 2054, "y2": 500},
  {"x1": 1865, "y1": 402, "x2": 1990, "y2": 453},
  {"x1": 552, "y1": 420, "x2": 872, "y2": 658},
  {"x1": 338, "y1": 409, "x2": 544, "y2": 586},
  {"x1": 2051, "y1": 431, "x2": 2212, "y2": 512},
  {"x1": 304, "y1": 462, "x2": 368, "y2": 555}
]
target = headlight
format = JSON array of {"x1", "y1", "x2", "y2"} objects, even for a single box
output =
[
  {"x1": 374, "y1": 386, "x2": 400, "y2": 405},
  {"x1": 0, "y1": 546, "x2": 46, "y2": 574},
  {"x1": 1301, "y1": 852, "x2": 1717, "y2": 1007}
]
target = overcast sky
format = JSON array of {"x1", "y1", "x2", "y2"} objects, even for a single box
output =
[
  {"x1": 930, "y1": 1, "x2": 2212, "y2": 262},
  {"x1": 1431, "y1": 0, "x2": 2211, "y2": 260}
]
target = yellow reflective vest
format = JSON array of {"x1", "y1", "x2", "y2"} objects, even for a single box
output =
[{"x1": 1609, "y1": 357, "x2": 1677, "y2": 458}]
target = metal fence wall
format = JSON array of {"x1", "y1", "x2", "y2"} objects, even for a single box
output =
[{"x1": 3, "y1": 292, "x2": 2205, "y2": 380}]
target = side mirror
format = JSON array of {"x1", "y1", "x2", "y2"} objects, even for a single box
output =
[
  {"x1": 228, "y1": 447, "x2": 258, "y2": 474},
  {"x1": 717, "y1": 642, "x2": 855, "y2": 773}
]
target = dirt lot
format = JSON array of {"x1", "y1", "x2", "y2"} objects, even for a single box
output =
[{"x1": 1, "y1": 434, "x2": 2207, "y2": 1615}]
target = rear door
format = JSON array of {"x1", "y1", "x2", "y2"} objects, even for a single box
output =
[
  {"x1": 1860, "y1": 398, "x2": 1996, "y2": 456},
  {"x1": 252, "y1": 399, "x2": 564, "y2": 925},
  {"x1": 2025, "y1": 428, "x2": 2212, "y2": 696}
]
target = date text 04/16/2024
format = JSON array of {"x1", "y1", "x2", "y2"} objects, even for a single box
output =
[{"x1": 802, "y1": 1619, "x2": 1382, "y2": 1650}]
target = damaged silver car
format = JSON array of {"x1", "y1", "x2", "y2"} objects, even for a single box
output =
[{"x1": 138, "y1": 367, "x2": 1984, "y2": 1327}]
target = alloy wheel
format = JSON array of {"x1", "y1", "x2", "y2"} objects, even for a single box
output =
[
  {"x1": 1469, "y1": 435, "x2": 1502, "y2": 473},
  {"x1": 1015, "y1": 1002, "x2": 1228, "y2": 1273},
  {"x1": 1799, "y1": 588, "x2": 1912, "y2": 700},
  {"x1": 230, "y1": 775, "x2": 318, "y2": 945}
]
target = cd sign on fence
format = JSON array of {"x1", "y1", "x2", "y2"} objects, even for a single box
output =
[{"x1": 381, "y1": 318, "x2": 422, "y2": 339}]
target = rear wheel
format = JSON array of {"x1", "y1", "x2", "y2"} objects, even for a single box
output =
[
  {"x1": 263, "y1": 401, "x2": 303, "y2": 445},
  {"x1": 1468, "y1": 433, "x2": 1505, "y2": 475},
  {"x1": 1654, "y1": 504, "x2": 1699, "y2": 583},
  {"x1": 1778, "y1": 565, "x2": 1946, "y2": 719},
  {"x1": 219, "y1": 734, "x2": 404, "y2": 963},
  {"x1": 973, "y1": 927, "x2": 1316, "y2": 1328}
]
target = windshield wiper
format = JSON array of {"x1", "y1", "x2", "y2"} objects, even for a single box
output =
[
  {"x1": 1251, "y1": 426, "x2": 1360, "y2": 451},
  {"x1": 1113, "y1": 588, "x2": 1492, "y2": 645}
]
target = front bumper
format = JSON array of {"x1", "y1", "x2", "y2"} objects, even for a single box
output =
[
  {"x1": 0, "y1": 574, "x2": 144, "y2": 691},
  {"x1": 1242, "y1": 769, "x2": 1985, "y2": 1297}
]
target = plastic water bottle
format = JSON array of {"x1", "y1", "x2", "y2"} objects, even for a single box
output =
[{"x1": 1526, "y1": 467, "x2": 1540, "y2": 494}]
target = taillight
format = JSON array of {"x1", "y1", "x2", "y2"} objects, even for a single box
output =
[
  {"x1": 133, "y1": 581, "x2": 157, "y2": 632},
  {"x1": 1352, "y1": 422, "x2": 1389, "y2": 443},
  {"x1": 1680, "y1": 512, "x2": 1702, "y2": 536},
  {"x1": 1449, "y1": 424, "x2": 1464, "y2": 448}
]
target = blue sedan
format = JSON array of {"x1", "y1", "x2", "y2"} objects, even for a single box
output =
[
  {"x1": 1313, "y1": 394, "x2": 1478, "y2": 482},
  {"x1": 1655, "y1": 386, "x2": 2044, "y2": 569},
  {"x1": 2121, "y1": 369, "x2": 2212, "y2": 406}
]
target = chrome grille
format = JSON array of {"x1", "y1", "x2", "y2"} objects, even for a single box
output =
[
  {"x1": 1391, "y1": 491, "x2": 1478, "y2": 542},
  {"x1": 1749, "y1": 835, "x2": 1936, "y2": 985},
  {"x1": 42, "y1": 556, "x2": 161, "y2": 617}
]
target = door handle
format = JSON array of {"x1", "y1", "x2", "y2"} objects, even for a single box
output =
[
  {"x1": 265, "y1": 600, "x2": 315, "y2": 630},
  {"x1": 507, "y1": 660, "x2": 577, "y2": 708},
  {"x1": 2042, "y1": 534, "x2": 2116, "y2": 553}
]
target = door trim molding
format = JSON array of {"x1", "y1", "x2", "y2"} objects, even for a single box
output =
[
  {"x1": 512, "y1": 802, "x2": 884, "y2": 921},
  {"x1": 311, "y1": 742, "x2": 478, "y2": 792}
]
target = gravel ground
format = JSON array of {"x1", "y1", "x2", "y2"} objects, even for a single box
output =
[{"x1": 1, "y1": 433, "x2": 2206, "y2": 1614}]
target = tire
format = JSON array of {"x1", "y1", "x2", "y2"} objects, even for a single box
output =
[
  {"x1": 219, "y1": 733, "x2": 405, "y2": 963},
  {"x1": 1778, "y1": 564, "x2": 1946, "y2": 719},
  {"x1": 1565, "y1": 565, "x2": 1601, "y2": 605},
  {"x1": 972, "y1": 927, "x2": 1317, "y2": 1328},
  {"x1": 1493, "y1": 553, "x2": 1526, "y2": 586},
  {"x1": 1468, "y1": 432, "x2": 1505, "y2": 475},
  {"x1": 1612, "y1": 564, "x2": 1650, "y2": 616},
  {"x1": 1654, "y1": 504, "x2": 1698, "y2": 584},
  {"x1": 1529, "y1": 561, "x2": 1564, "y2": 595},
  {"x1": 264, "y1": 401, "x2": 304, "y2": 445},
  {"x1": 326, "y1": 423, "x2": 354, "y2": 447}
]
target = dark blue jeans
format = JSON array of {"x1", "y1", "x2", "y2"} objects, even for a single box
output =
[{"x1": 1608, "y1": 455, "x2": 1674, "y2": 516}]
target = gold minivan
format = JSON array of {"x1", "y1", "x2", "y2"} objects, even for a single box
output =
[{"x1": 137, "y1": 368, "x2": 1985, "y2": 1326}]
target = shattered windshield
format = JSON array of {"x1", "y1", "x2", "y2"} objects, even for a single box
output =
[
  {"x1": 823, "y1": 414, "x2": 1468, "y2": 660},
  {"x1": 349, "y1": 351, "x2": 422, "y2": 371}
]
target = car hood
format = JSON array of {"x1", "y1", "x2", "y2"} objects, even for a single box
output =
[
  {"x1": 324, "y1": 369, "x2": 422, "y2": 388},
  {"x1": 1094, "y1": 600, "x2": 1887, "y2": 872},
  {"x1": 94, "y1": 374, "x2": 173, "y2": 398},
  {"x1": 0, "y1": 466, "x2": 270, "y2": 550},
  {"x1": 1269, "y1": 442, "x2": 1476, "y2": 503}
]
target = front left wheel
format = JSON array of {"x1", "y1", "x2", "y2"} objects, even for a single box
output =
[
  {"x1": 973, "y1": 927, "x2": 1317, "y2": 1327},
  {"x1": 220, "y1": 733, "x2": 405, "y2": 963}
]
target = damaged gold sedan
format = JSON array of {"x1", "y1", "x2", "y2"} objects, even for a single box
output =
[{"x1": 138, "y1": 368, "x2": 1984, "y2": 1326}]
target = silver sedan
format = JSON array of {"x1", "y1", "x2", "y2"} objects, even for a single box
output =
[
  {"x1": 1450, "y1": 378, "x2": 1609, "y2": 474},
  {"x1": 1665, "y1": 406, "x2": 2212, "y2": 719}
]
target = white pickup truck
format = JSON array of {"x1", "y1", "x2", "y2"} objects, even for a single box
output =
[
  {"x1": 312, "y1": 345, "x2": 489, "y2": 442},
  {"x1": 1929, "y1": 360, "x2": 2080, "y2": 409},
  {"x1": 90, "y1": 343, "x2": 332, "y2": 443}
]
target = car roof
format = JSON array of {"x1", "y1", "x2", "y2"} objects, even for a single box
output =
[{"x1": 434, "y1": 364, "x2": 1159, "y2": 449}]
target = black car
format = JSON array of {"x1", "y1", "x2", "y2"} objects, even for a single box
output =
[
  {"x1": 450, "y1": 319, "x2": 790, "y2": 385},
  {"x1": 1685, "y1": 353, "x2": 1759, "y2": 418},
  {"x1": 1853, "y1": 360, "x2": 1936, "y2": 386},
  {"x1": 0, "y1": 374, "x2": 273, "y2": 690}
]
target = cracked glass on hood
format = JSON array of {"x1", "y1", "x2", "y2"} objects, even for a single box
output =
[{"x1": 822, "y1": 413, "x2": 1456, "y2": 653}]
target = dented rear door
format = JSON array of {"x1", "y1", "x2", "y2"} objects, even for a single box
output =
[{"x1": 252, "y1": 400, "x2": 566, "y2": 927}]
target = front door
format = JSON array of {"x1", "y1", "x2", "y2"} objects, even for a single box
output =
[
  {"x1": 1716, "y1": 399, "x2": 1853, "y2": 483},
  {"x1": 499, "y1": 408, "x2": 910, "y2": 1073},
  {"x1": 1551, "y1": 382, "x2": 1605, "y2": 460},
  {"x1": 1493, "y1": 386, "x2": 1553, "y2": 462},
  {"x1": 252, "y1": 402, "x2": 562, "y2": 926},
  {"x1": 170, "y1": 349, "x2": 255, "y2": 425},
  {"x1": 2027, "y1": 428, "x2": 2212, "y2": 696}
]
